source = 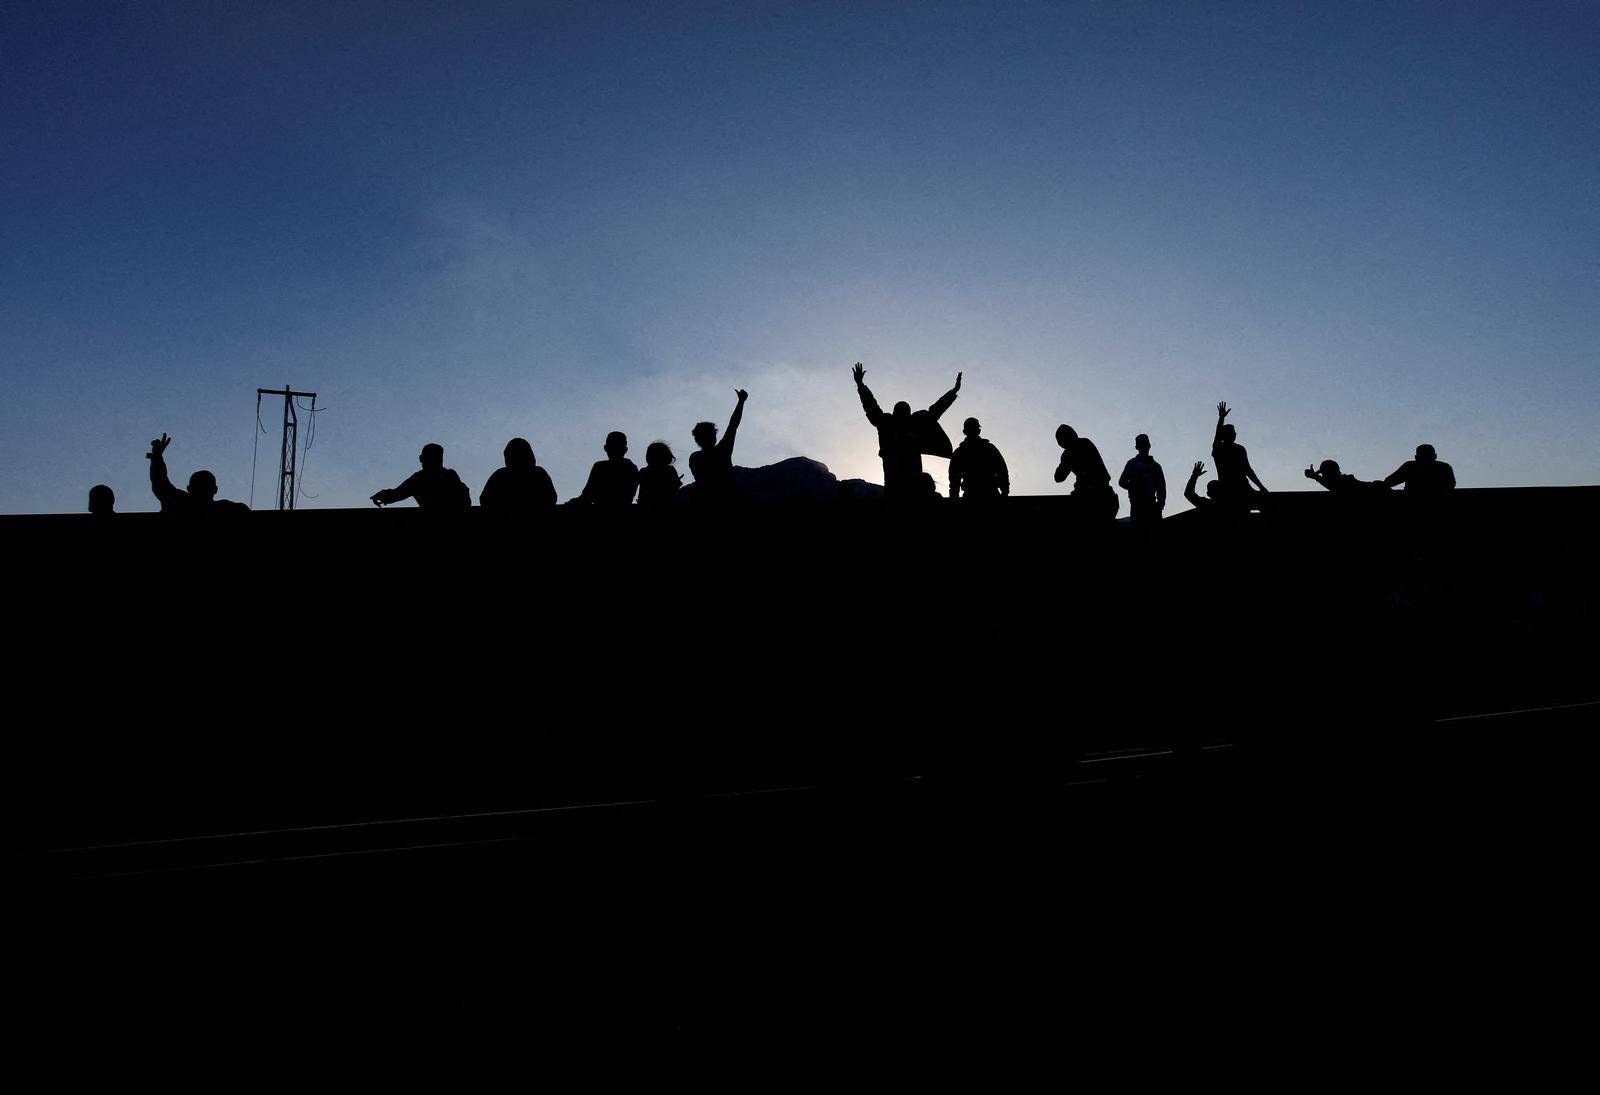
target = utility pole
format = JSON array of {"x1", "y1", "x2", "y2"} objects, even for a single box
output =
[{"x1": 256, "y1": 386, "x2": 317, "y2": 511}]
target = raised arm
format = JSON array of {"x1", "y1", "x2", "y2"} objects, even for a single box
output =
[
  {"x1": 1212, "y1": 402, "x2": 1229, "y2": 455},
  {"x1": 719, "y1": 389, "x2": 748, "y2": 454},
  {"x1": 852, "y1": 363, "x2": 884, "y2": 427},
  {"x1": 928, "y1": 371, "x2": 962, "y2": 420},
  {"x1": 147, "y1": 434, "x2": 185, "y2": 509},
  {"x1": 1184, "y1": 461, "x2": 1207, "y2": 508}
]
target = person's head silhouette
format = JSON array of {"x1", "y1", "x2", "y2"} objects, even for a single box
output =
[
  {"x1": 692, "y1": 421, "x2": 717, "y2": 450},
  {"x1": 1319, "y1": 459, "x2": 1342, "y2": 478},
  {"x1": 88, "y1": 484, "x2": 115, "y2": 516},
  {"x1": 892, "y1": 401, "x2": 912, "y2": 422},
  {"x1": 503, "y1": 438, "x2": 535, "y2": 469},
  {"x1": 1135, "y1": 433, "x2": 1150, "y2": 454},
  {"x1": 1416, "y1": 444, "x2": 1437, "y2": 463},
  {"x1": 1056, "y1": 424, "x2": 1077, "y2": 447},
  {"x1": 604, "y1": 431, "x2": 628, "y2": 459},
  {"x1": 1206, "y1": 480, "x2": 1221, "y2": 499},
  {"x1": 187, "y1": 469, "x2": 218, "y2": 501},
  {"x1": 963, "y1": 417, "x2": 981, "y2": 438},
  {"x1": 419, "y1": 443, "x2": 444, "y2": 471},
  {"x1": 645, "y1": 441, "x2": 675, "y2": 467},
  {"x1": 1219, "y1": 424, "x2": 1237, "y2": 444}
]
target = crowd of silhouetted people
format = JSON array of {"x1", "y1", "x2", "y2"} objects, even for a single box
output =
[{"x1": 88, "y1": 364, "x2": 1457, "y2": 519}]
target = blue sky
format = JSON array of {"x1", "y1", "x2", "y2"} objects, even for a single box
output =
[{"x1": 3, "y1": 1, "x2": 1595, "y2": 512}]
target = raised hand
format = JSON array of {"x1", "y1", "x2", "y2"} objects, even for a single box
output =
[
  {"x1": 148, "y1": 433, "x2": 172, "y2": 459},
  {"x1": 735, "y1": 388, "x2": 748, "y2": 402},
  {"x1": 953, "y1": 371, "x2": 962, "y2": 392},
  {"x1": 1304, "y1": 465, "x2": 1317, "y2": 479},
  {"x1": 1191, "y1": 461, "x2": 1206, "y2": 478},
  {"x1": 1216, "y1": 402, "x2": 1230, "y2": 420},
  {"x1": 852, "y1": 362, "x2": 865, "y2": 385}
]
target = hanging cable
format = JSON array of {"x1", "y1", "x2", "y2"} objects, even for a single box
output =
[
  {"x1": 295, "y1": 395, "x2": 322, "y2": 503},
  {"x1": 249, "y1": 391, "x2": 267, "y2": 509}
]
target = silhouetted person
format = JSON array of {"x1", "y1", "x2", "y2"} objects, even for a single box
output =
[
  {"x1": 852, "y1": 362, "x2": 961, "y2": 499},
  {"x1": 688, "y1": 389, "x2": 747, "y2": 502},
  {"x1": 949, "y1": 418, "x2": 1009, "y2": 501},
  {"x1": 574, "y1": 431, "x2": 639, "y2": 505},
  {"x1": 371, "y1": 443, "x2": 470, "y2": 509},
  {"x1": 638, "y1": 441, "x2": 683, "y2": 504},
  {"x1": 1211, "y1": 402, "x2": 1267, "y2": 510},
  {"x1": 1054, "y1": 424, "x2": 1118, "y2": 520},
  {"x1": 479, "y1": 438, "x2": 556, "y2": 510},
  {"x1": 147, "y1": 434, "x2": 249, "y2": 515},
  {"x1": 88, "y1": 484, "x2": 115, "y2": 518},
  {"x1": 1183, "y1": 461, "x2": 1222, "y2": 511},
  {"x1": 1381, "y1": 444, "x2": 1456, "y2": 493},
  {"x1": 1304, "y1": 459, "x2": 1380, "y2": 493},
  {"x1": 1118, "y1": 434, "x2": 1166, "y2": 525}
]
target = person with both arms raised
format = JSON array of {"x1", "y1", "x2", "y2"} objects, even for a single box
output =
[{"x1": 852, "y1": 362, "x2": 961, "y2": 500}]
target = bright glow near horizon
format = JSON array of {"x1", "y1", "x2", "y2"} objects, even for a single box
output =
[{"x1": 2, "y1": 2, "x2": 1595, "y2": 514}]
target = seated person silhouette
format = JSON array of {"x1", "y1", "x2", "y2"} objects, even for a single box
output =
[
  {"x1": 88, "y1": 484, "x2": 115, "y2": 518},
  {"x1": 479, "y1": 438, "x2": 557, "y2": 510},
  {"x1": 1381, "y1": 444, "x2": 1456, "y2": 493},
  {"x1": 1054, "y1": 424, "x2": 1119, "y2": 520},
  {"x1": 1183, "y1": 460, "x2": 1223, "y2": 511},
  {"x1": 1211, "y1": 402, "x2": 1268, "y2": 510},
  {"x1": 638, "y1": 441, "x2": 683, "y2": 504},
  {"x1": 688, "y1": 389, "x2": 747, "y2": 502},
  {"x1": 147, "y1": 434, "x2": 250, "y2": 514},
  {"x1": 1118, "y1": 434, "x2": 1166, "y2": 525},
  {"x1": 949, "y1": 417, "x2": 1009, "y2": 501},
  {"x1": 371, "y1": 443, "x2": 470, "y2": 509},
  {"x1": 1304, "y1": 459, "x2": 1380, "y2": 492},
  {"x1": 852, "y1": 362, "x2": 961, "y2": 500},
  {"x1": 572, "y1": 431, "x2": 639, "y2": 505}
]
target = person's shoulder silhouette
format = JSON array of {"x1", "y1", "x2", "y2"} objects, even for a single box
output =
[
  {"x1": 574, "y1": 432, "x2": 639, "y2": 505},
  {"x1": 639, "y1": 441, "x2": 683, "y2": 505},
  {"x1": 481, "y1": 438, "x2": 556, "y2": 510},
  {"x1": 373, "y1": 443, "x2": 470, "y2": 509},
  {"x1": 147, "y1": 433, "x2": 249, "y2": 515}
]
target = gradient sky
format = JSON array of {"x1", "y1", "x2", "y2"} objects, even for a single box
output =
[{"x1": 3, "y1": 0, "x2": 1596, "y2": 513}]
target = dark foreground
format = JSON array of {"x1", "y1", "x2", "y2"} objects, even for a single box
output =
[{"x1": 9, "y1": 489, "x2": 1595, "y2": 1056}]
